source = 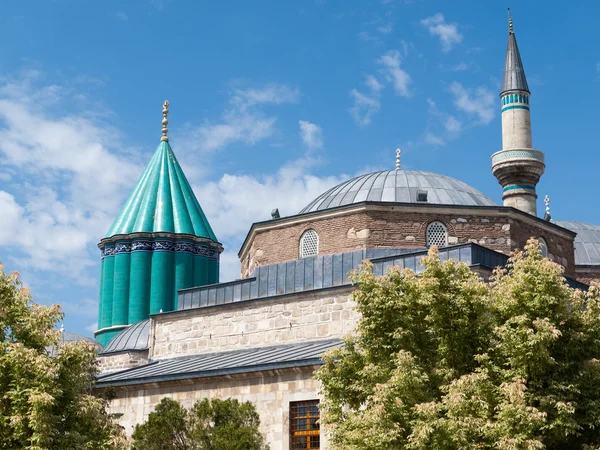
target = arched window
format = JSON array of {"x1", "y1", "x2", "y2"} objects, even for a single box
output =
[
  {"x1": 300, "y1": 229, "x2": 319, "y2": 258},
  {"x1": 538, "y1": 237, "x2": 548, "y2": 257},
  {"x1": 426, "y1": 221, "x2": 448, "y2": 248}
]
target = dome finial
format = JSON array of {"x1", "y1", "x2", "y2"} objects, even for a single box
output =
[
  {"x1": 395, "y1": 148, "x2": 401, "y2": 170},
  {"x1": 508, "y1": 8, "x2": 513, "y2": 34},
  {"x1": 161, "y1": 100, "x2": 169, "y2": 142},
  {"x1": 544, "y1": 194, "x2": 550, "y2": 214}
]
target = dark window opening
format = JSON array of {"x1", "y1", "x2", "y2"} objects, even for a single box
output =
[{"x1": 290, "y1": 400, "x2": 320, "y2": 449}]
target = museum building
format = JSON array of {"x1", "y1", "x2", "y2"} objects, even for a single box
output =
[{"x1": 93, "y1": 17, "x2": 600, "y2": 449}]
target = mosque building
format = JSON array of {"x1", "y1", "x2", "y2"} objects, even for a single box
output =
[{"x1": 93, "y1": 16, "x2": 600, "y2": 449}]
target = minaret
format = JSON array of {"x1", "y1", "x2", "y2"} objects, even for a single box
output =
[
  {"x1": 492, "y1": 11, "x2": 545, "y2": 216},
  {"x1": 95, "y1": 101, "x2": 222, "y2": 346}
]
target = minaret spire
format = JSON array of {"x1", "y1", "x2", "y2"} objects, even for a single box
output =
[
  {"x1": 161, "y1": 100, "x2": 169, "y2": 142},
  {"x1": 492, "y1": 10, "x2": 545, "y2": 216}
]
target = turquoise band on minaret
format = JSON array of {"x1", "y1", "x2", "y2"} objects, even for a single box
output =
[
  {"x1": 492, "y1": 11, "x2": 545, "y2": 217},
  {"x1": 95, "y1": 101, "x2": 222, "y2": 346}
]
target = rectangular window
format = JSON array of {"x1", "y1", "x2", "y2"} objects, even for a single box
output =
[{"x1": 290, "y1": 400, "x2": 320, "y2": 449}]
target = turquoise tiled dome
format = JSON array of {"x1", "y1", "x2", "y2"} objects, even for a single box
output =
[{"x1": 105, "y1": 140, "x2": 217, "y2": 241}]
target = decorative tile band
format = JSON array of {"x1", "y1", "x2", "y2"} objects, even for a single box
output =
[
  {"x1": 114, "y1": 242, "x2": 132, "y2": 254},
  {"x1": 501, "y1": 93, "x2": 529, "y2": 105},
  {"x1": 492, "y1": 149, "x2": 545, "y2": 165},
  {"x1": 503, "y1": 184, "x2": 536, "y2": 192},
  {"x1": 501, "y1": 105, "x2": 530, "y2": 112},
  {"x1": 101, "y1": 240, "x2": 218, "y2": 260}
]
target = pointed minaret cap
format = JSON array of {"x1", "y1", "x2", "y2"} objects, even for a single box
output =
[
  {"x1": 161, "y1": 100, "x2": 169, "y2": 142},
  {"x1": 501, "y1": 10, "x2": 529, "y2": 95}
]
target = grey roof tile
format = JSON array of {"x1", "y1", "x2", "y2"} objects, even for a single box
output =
[{"x1": 96, "y1": 339, "x2": 342, "y2": 386}]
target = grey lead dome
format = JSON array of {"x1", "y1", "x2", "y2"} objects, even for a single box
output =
[
  {"x1": 554, "y1": 221, "x2": 600, "y2": 266},
  {"x1": 100, "y1": 319, "x2": 150, "y2": 354},
  {"x1": 300, "y1": 170, "x2": 497, "y2": 214}
]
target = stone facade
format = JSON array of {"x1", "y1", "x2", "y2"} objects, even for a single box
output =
[
  {"x1": 151, "y1": 287, "x2": 357, "y2": 360},
  {"x1": 98, "y1": 350, "x2": 149, "y2": 373},
  {"x1": 573, "y1": 267, "x2": 600, "y2": 286},
  {"x1": 240, "y1": 204, "x2": 575, "y2": 278},
  {"x1": 99, "y1": 367, "x2": 325, "y2": 449}
]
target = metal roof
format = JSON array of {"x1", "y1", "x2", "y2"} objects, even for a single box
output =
[
  {"x1": 100, "y1": 319, "x2": 150, "y2": 354},
  {"x1": 178, "y1": 244, "x2": 514, "y2": 311},
  {"x1": 501, "y1": 30, "x2": 529, "y2": 94},
  {"x1": 299, "y1": 170, "x2": 497, "y2": 214},
  {"x1": 96, "y1": 338, "x2": 341, "y2": 387},
  {"x1": 554, "y1": 221, "x2": 600, "y2": 266},
  {"x1": 105, "y1": 141, "x2": 217, "y2": 241},
  {"x1": 47, "y1": 332, "x2": 99, "y2": 357}
]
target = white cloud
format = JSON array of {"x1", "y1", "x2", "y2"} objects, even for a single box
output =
[
  {"x1": 440, "y1": 62, "x2": 469, "y2": 72},
  {"x1": 0, "y1": 73, "x2": 142, "y2": 282},
  {"x1": 349, "y1": 74, "x2": 384, "y2": 127},
  {"x1": 444, "y1": 115, "x2": 462, "y2": 133},
  {"x1": 421, "y1": 13, "x2": 463, "y2": 52},
  {"x1": 448, "y1": 82, "x2": 495, "y2": 124},
  {"x1": 179, "y1": 83, "x2": 299, "y2": 153},
  {"x1": 377, "y1": 23, "x2": 393, "y2": 34},
  {"x1": 364, "y1": 75, "x2": 384, "y2": 92},
  {"x1": 358, "y1": 31, "x2": 382, "y2": 45},
  {"x1": 192, "y1": 160, "x2": 345, "y2": 280},
  {"x1": 115, "y1": 11, "x2": 128, "y2": 20},
  {"x1": 298, "y1": 120, "x2": 323, "y2": 150},
  {"x1": 378, "y1": 50, "x2": 411, "y2": 97},
  {"x1": 424, "y1": 132, "x2": 446, "y2": 146},
  {"x1": 422, "y1": 98, "x2": 463, "y2": 146}
]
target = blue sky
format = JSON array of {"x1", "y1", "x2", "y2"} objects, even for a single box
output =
[{"x1": 0, "y1": 0, "x2": 599, "y2": 338}]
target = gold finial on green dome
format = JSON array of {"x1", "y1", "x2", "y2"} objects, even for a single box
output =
[{"x1": 161, "y1": 100, "x2": 169, "y2": 142}]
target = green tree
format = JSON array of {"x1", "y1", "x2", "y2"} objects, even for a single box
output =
[
  {"x1": 131, "y1": 397, "x2": 190, "y2": 450},
  {"x1": 316, "y1": 239, "x2": 600, "y2": 449},
  {"x1": 132, "y1": 397, "x2": 268, "y2": 450},
  {"x1": 0, "y1": 263, "x2": 125, "y2": 449}
]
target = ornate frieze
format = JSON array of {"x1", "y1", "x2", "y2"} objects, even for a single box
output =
[{"x1": 100, "y1": 239, "x2": 218, "y2": 260}]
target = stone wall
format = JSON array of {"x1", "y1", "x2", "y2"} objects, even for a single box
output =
[
  {"x1": 151, "y1": 287, "x2": 357, "y2": 360},
  {"x1": 98, "y1": 350, "x2": 149, "y2": 373},
  {"x1": 240, "y1": 205, "x2": 575, "y2": 277},
  {"x1": 574, "y1": 267, "x2": 600, "y2": 286},
  {"x1": 100, "y1": 367, "x2": 325, "y2": 450}
]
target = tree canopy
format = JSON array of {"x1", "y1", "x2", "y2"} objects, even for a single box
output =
[
  {"x1": 316, "y1": 239, "x2": 600, "y2": 449},
  {"x1": 132, "y1": 397, "x2": 268, "y2": 450},
  {"x1": 0, "y1": 263, "x2": 124, "y2": 450}
]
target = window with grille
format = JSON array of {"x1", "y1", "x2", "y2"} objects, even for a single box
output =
[
  {"x1": 290, "y1": 400, "x2": 320, "y2": 449},
  {"x1": 426, "y1": 221, "x2": 448, "y2": 248},
  {"x1": 538, "y1": 237, "x2": 548, "y2": 257},
  {"x1": 300, "y1": 229, "x2": 319, "y2": 258}
]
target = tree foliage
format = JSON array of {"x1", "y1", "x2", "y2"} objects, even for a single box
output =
[
  {"x1": 132, "y1": 397, "x2": 269, "y2": 450},
  {"x1": 316, "y1": 239, "x2": 600, "y2": 449},
  {"x1": 0, "y1": 263, "x2": 125, "y2": 449}
]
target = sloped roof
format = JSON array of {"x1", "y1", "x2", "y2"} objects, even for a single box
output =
[
  {"x1": 105, "y1": 141, "x2": 217, "y2": 241},
  {"x1": 300, "y1": 170, "x2": 497, "y2": 214},
  {"x1": 554, "y1": 221, "x2": 600, "y2": 266},
  {"x1": 100, "y1": 320, "x2": 150, "y2": 354},
  {"x1": 96, "y1": 339, "x2": 341, "y2": 387}
]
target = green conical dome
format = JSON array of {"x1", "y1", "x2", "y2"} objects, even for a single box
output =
[
  {"x1": 96, "y1": 104, "x2": 221, "y2": 347},
  {"x1": 106, "y1": 141, "x2": 217, "y2": 241}
]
